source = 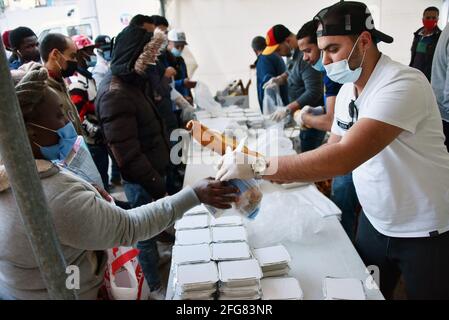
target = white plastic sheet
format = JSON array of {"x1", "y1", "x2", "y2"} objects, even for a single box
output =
[
  {"x1": 262, "y1": 85, "x2": 284, "y2": 116},
  {"x1": 245, "y1": 191, "x2": 325, "y2": 248},
  {"x1": 194, "y1": 81, "x2": 223, "y2": 116}
]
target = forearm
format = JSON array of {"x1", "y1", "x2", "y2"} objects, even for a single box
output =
[
  {"x1": 264, "y1": 143, "x2": 350, "y2": 183},
  {"x1": 287, "y1": 101, "x2": 301, "y2": 113},
  {"x1": 57, "y1": 186, "x2": 200, "y2": 250},
  {"x1": 303, "y1": 113, "x2": 333, "y2": 132},
  {"x1": 128, "y1": 186, "x2": 200, "y2": 241}
]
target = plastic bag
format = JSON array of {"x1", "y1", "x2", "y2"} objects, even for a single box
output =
[
  {"x1": 262, "y1": 85, "x2": 284, "y2": 116},
  {"x1": 245, "y1": 191, "x2": 324, "y2": 248},
  {"x1": 194, "y1": 81, "x2": 222, "y2": 116},
  {"x1": 231, "y1": 179, "x2": 263, "y2": 219},
  {"x1": 104, "y1": 247, "x2": 150, "y2": 300},
  {"x1": 206, "y1": 179, "x2": 263, "y2": 220}
]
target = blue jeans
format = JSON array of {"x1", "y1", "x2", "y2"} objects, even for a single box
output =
[
  {"x1": 331, "y1": 173, "x2": 359, "y2": 242},
  {"x1": 123, "y1": 182, "x2": 161, "y2": 291},
  {"x1": 300, "y1": 128, "x2": 326, "y2": 152},
  {"x1": 87, "y1": 144, "x2": 110, "y2": 190},
  {"x1": 110, "y1": 156, "x2": 121, "y2": 182}
]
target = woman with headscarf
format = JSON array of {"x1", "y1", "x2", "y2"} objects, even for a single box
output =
[{"x1": 0, "y1": 69, "x2": 238, "y2": 300}]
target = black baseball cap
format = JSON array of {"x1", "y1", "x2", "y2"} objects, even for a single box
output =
[
  {"x1": 95, "y1": 35, "x2": 112, "y2": 50},
  {"x1": 314, "y1": 1, "x2": 393, "y2": 44}
]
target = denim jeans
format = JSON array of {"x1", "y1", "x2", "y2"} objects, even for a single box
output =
[
  {"x1": 110, "y1": 156, "x2": 121, "y2": 182},
  {"x1": 356, "y1": 212, "x2": 449, "y2": 300},
  {"x1": 87, "y1": 144, "x2": 110, "y2": 190},
  {"x1": 331, "y1": 173, "x2": 359, "y2": 242},
  {"x1": 123, "y1": 182, "x2": 161, "y2": 291},
  {"x1": 300, "y1": 128, "x2": 326, "y2": 152}
]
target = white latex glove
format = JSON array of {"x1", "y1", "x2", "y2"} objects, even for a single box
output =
[
  {"x1": 262, "y1": 78, "x2": 277, "y2": 90},
  {"x1": 215, "y1": 139, "x2": 257, "y2": 182},
  {"x1": 270, "y1": 106, "x2": 289, "y2": 122},
  {"x1": 293, "y1": 106, "x2": 312, "y2": 128},
  {"x1": 181, "y1": 105, "x2": 196, "y2": 122}
]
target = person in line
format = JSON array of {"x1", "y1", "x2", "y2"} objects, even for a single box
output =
[
  {"x1": 96, "y1": 25, "x2": 173, "y2": 300},
  {"x1": 0, "y1": 68, "x2": 238, "y2": 300},
  {"x1": 410, "y1": 6, "x2": 441, "y2": 81},
  {"x1": 8, "y1": 26, "x2": 40, "y2": 70}
]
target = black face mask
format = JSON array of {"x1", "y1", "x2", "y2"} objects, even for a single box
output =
[
  {"x1": 58, "y1": 51, "x2": 78, "y2": 78},
  {"x1": 61, "y1": 60, "x2": 78, "y2": 78}
]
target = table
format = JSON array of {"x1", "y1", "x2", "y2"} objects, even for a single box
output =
[{"x1": 166, "y1": 115, "x2": 384, "y2": 300}]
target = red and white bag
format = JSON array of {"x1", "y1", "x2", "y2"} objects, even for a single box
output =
[{"x1": 104, "y1": 247, "x2": 150, "y2": 300}]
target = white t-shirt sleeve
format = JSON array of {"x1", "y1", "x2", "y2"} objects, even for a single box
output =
[
  {"x1": 331, "y1": 116, "x2": 344, "y2": 136},
  {"x1": 331, "y1": 84, "x2": 351, "y2": 136},
  {"x1": 359, "y1": 73, "x2": 430, "y2": 134}
]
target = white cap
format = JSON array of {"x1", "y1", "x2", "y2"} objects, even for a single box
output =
[{"x1": 168, "y1": 29, "x2": 188, "y2": 44}]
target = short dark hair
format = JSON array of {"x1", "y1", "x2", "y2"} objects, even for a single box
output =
[
  {"x1": 130, "y1": 14, "x2": 154, "y2": 27},
  {"x1": 9, "y1": 27, "x2": 36, "y2": 50},
  {"x1": 151, "y1": 15, "x2": 169, "y2": 27},
  {"x1": 251, "y1": 36, "x2": 266, "y2": 52},
  {"x1": 296, "y1": 20, "x2": 318, "y2": 45},
  {"x1": 39, "y1": 33, "x2": 69, "y2": 62},
  {"x1": 424, "y1": 6, "x2": 439, "y2": 15}
]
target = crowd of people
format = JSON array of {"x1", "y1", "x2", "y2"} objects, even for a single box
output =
[
  {"x1": 0, "y1": 14, "x2": 234, "y2": 300},
  {"x1": 0, "y1": 1, "x2": 449, "y2": 300}
]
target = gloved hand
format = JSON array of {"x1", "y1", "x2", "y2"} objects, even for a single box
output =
[
  {"x1": 181, "y1": 106, "x2": 196, "y2": 122},
  {"x1": 270, "y1": 106, "x2": 289, "y2": 122},
  {"x1": 293, "y1": 106, "x2": 312, "y2": 128},
  {"x1": 262, "y1": 78, "x2": 277, "y2": 90},
  {"x1": 215, "y1": 139, "x2": 257, "y2": 182},
  {"x1": 175, "y1": 96, "x2": 196, "y2": 122}
]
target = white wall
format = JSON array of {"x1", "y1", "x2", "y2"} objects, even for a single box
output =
[{"x1": 167, "y1": 0, "x2": 443, "y2": 94}]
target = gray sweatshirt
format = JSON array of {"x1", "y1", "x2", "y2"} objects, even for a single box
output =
[
  {"x1": 432, "y1": 24, "x2": 449, "y2": 122},
  {"x1": 0, "y1": 161, "x2": 200, "y2": 300},
  {"x1": 287, "y1": 50, "x2": 324, "y2": 107}
]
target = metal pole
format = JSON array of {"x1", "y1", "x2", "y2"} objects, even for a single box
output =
[
  {"x1": 0, "y1": 40, "x2": 77, "y2": 300},
  {"x1": 160, "y1": 0, "x2": 166, "y2": 17}
]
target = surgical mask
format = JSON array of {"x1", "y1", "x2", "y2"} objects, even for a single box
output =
[
  {"x1": 171, "y1": 47, "x2": 182, "y2": 57},
  {"x1": 102, "y1": 50, "x2": 112, "y2": 62},
  {"x1": 324, "y1": 36, "x2": 367, "y2": 84},
  {"x1": 87, "y1": 55, "x2": 97, "y2": 68},
  {"x1": 30, "y1": 122, "x2": 78, "y2": 161},
  {"x1": 56, "y1": 51, "x2": 78, "y2": 78},
  {"x1": 62, "y1": 136, "x2": 105, "y2": 189},
  {"x1": 423, "y1": 19, "x2": 438, "y2": 31},
  {"x1": 312, "y1": 56, "x2": 325, "y2": 72}
]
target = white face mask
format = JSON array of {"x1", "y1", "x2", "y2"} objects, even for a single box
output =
[{"x1": 324, "y1": 36, "x2": 367, "y2": 84}]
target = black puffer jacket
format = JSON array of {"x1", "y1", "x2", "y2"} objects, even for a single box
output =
[{"x1": 96, "y1": 25, "x2": 170, "y2": 200}]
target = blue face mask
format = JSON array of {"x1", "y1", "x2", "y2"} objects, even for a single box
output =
[
  {"x1": 324, "y1": 36, "x2": 367, "y2": 84},
  {"x1": 171, "y1": 47, "x2": 183, "y2": 57},
  {"x1": 102, "y1": 50, "x2": 112, "y2": 62},
  {"x1": 87, "y1": 55, "x2": 97, "y2": 68},
  {"x1": 30, "y1": 122, "x2": 78, "y2": 161},
  {"x1": 312, "y1": 56, "x2": 325, "y2": 72}
]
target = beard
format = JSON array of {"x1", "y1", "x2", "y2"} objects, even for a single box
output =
[{"x1": 348, "y1": 45, "x2": 365, "y2": 70}]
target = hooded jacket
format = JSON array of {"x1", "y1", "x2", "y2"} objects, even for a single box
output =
[{"x1": 96, "y1": 25, "x2": 170, "y2": 200}]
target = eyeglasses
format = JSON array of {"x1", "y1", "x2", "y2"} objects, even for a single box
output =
[{"x1": 349, "y1": 100, "x2": 359, "y2": 124}]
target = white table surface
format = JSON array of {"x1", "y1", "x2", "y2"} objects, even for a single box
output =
[{"x1": 166, "y1": 117, "x2": 384, "y2": 300}]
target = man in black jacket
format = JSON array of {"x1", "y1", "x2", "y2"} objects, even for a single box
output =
[
  {"x1": 96, "y1": 25, "x2": 171, "y2": 299},
  {"x1": 410, "y1": 6, "x2": 442, "y2": 81}
]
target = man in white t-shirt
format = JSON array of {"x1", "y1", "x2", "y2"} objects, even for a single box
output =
[{"x1": 216, "y1": 1, "x2": 449, "y2": 300}]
